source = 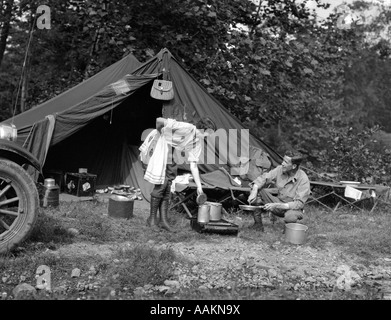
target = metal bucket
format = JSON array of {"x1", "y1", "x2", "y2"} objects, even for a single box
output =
[
  {"x1": 108, "y1": 195, "x2": 134, "y2": 219},
  {"x1": 206, "y1": 201, "x2": 222, "y2": 221},
  {"x1": 197, "y1": 204, "x2": 210, "y2": 224},
  {"x1": 285, "y1": 223, "x2": 308, "y2": 245}
]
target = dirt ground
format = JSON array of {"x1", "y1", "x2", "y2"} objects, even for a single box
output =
[{"x1": 30, "y1": 194, "x2": 391, "y2": 300}]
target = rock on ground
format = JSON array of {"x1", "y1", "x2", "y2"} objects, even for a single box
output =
[{"x1": 12, "y1": 283, "x2": 37, "y2": 300}]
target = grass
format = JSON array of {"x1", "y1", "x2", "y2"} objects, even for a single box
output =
[
  {"x1": 105, "y1": 245, "x2": 176, "y2": 290},
  {"x1": 303, "y1": 205, "x2": 391, "y2": 260},
  {"x1": 222, "y1": 202, "x2": 391, "y2": 261},
  {"x1": 1, "y1": 196, "x2": 391, "y2": 300}
]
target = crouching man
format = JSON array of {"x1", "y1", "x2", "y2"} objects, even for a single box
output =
[{"x1": 247, "y1": 153, "x2": 310, "y2": 230}]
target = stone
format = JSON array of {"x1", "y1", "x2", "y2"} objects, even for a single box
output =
[
  {"x1": 247, "y1": 258, "x2": 255, "y2": 267},
  {"x1": 305, "y1": 277, "x2": 316, "y2": 283},
  {"x1": 338, "y1": 214, "x2": 357, "y2": 220},
  {"x1": 12, "y1": 283, "x2": 37, "y2": 300},
  {"x1": 198, "y1": 285, "x2": 209, "y2": 294},
  {"x1": 371, "y1": 274, "x2": 383, "y2": 280},
  {"x1": 165, "y1": 286, "x2": 179, "y2": 295},
  {"x1": 71, "y1": 268, "x2": 81, "y2": 278},
  {"x1": 336, "y1": 268, "x2": 361, "y2": 291},
  {"x1": 88, "y1": 266, "x2": 97, "y2": 275},
  {"x1": 67, "y1": 228, "x2": 79, "y2": 236},
  {"x1": 157, "y1": 286, "x2": 170, "y2": 293},
  {"x1": 99, "y1": 287, "x2": 113, "y2": 300},
  {"x1": 133, "y1": 287, "x2": 145, "y2": 297},
  {"x1": 53, "y1": 285, "x2": 67, "y2": 294},
  {"x1": 164, "y1": 280, "x2": 180, "y2": 288},
  {"x1": 383, "y1": 294, "x2": 391, "y2": 300},
  {"x1": 144, "y1": 284, "x2": 153, "y2": 290},
  {"x1": 336, "y1": 264, "x2": 351, "y2": 275},
  {"x1": 268, "y1": 268, "x2": 278, "y2": 278}
]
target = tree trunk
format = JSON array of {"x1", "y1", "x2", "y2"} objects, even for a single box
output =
[
  {"x1": 0, "y1": 0, "x2": 14, "y2": 70},
  {"x1": 249, "y1": 1, "x2": 262, "y2": 38},
  {"x1": 83, "y1": 29, "x2": 100, "y2": 79}
]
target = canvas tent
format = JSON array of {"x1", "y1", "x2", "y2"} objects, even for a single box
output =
[{"x1": 3, "y1": 48, "x2": 283, "y2": 201}]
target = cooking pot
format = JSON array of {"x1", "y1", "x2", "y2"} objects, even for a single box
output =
[
  {"x1": 197, "y1": 204, "x2": 210, "y2": 224},
  {"x1": 285, "y1": 223, "x2": 308, "y2": 245},
  {"x1": 206, "y1": 201, "x2": 222, "y2": 221},
  {"x1": 108, "y1": 195, "x2": 134, "y2": 219}
]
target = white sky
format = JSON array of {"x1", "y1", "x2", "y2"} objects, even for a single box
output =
[
  {"x1": 306, "y1": 0, "x2": 350, "y2": 19},
  {"x1": 307, "y1": 0, "x2": 391, "y2": 20}
]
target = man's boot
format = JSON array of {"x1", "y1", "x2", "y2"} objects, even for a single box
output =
[
  {"x1": 250, "y1": 209, "x2": 264, "y2": 232},
  {"x1": 146, "y1": 196, "x2": 161, "y2": 230},
  {"x1": 159, "y1": 196, "x2": 175, "y2": 232}
]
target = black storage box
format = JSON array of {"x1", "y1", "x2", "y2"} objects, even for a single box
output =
[
  {"x1": 64, "y1": 172, "x2": 97, "y2": 197},
  {"x1": 190, "y1": 217, "x2": 239, "y2": 235}
]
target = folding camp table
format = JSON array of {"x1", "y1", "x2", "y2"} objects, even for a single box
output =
[
  {"x1": 307, "y1": 180, "x2": 390, "y2": 213},
  {"x1": 172, "y1": 180, "x2": 391, "y2": 215}
]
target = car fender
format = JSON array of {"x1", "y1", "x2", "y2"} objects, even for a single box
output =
[{"x1": 0, "y1": 140, "x2": 42, "y2": 173}]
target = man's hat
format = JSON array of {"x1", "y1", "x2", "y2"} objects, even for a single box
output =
[{"x1": 284, "y1": 151, "x2": 304, "y2": 166}]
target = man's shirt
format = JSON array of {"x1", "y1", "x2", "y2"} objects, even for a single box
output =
[{"x1": 252, "y1": 165, "x2": 310, "y2": 210}]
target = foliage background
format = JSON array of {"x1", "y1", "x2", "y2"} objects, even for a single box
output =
[{"x1": 1, "y1": 0, "x2": 391, "y2": 183}]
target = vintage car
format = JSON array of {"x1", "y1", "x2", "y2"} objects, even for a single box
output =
[{"x1": 0, "y1": 123, "x2": 41, "y2": 254}]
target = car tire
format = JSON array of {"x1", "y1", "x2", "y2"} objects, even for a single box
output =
[{"x1": 0, "y1": 159, "x2": 39, "y2": 254}]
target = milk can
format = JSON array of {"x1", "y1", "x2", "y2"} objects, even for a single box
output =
[{"x1": 197, "y1": 204, "x2": 210, "y2": 224}]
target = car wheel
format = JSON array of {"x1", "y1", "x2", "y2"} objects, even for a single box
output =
[{"x1": 0, "y1": 159, "x2": 39, "y2": 254}]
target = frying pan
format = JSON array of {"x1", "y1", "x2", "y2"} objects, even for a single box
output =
[{"x1": 239, "y1": 204, "x2": 265, "y2": 211}]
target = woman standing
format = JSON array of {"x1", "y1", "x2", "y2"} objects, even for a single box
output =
[{"x1": 140, "y1": 117, "x2": 216, "y2": 232}]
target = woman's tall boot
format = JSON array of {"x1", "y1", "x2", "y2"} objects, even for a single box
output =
[
  {"x1": 159, "y1": 182, "x2": 175, "y2": 232},
  {"x1": 159, "y1": 196, "x2": 175, "y2": 232},
  {"x1": 146, "y1": 196, "x2": 161, "y2": 230}
]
